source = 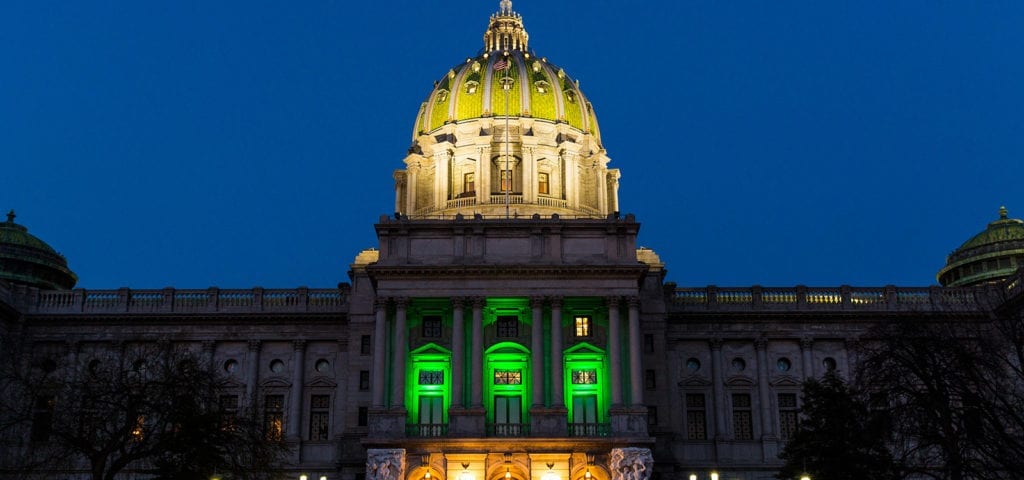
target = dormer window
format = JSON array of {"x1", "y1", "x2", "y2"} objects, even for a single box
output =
[
  {"x1": 436, "y1": 89, "x2": 449, "y2": 103},
  {"x1": 534, "y1": 80, "x2": 550, "y2": 94},
  {"x1": 465, "y1": 80, "x2": 479, "y2": 94}
]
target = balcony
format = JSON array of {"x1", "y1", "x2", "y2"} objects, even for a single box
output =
[
  {"x1": 406, "y1": 423, "x2": 448, "y2": 438},
  {"x1": 567, "y1": 423, "x2": 611, "y2": 437},
  {"x1": 486, "y1": 423, "x2": 530, "y2": 437}
]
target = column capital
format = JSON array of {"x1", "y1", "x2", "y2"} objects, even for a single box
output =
[
  {"x1": 394, "y1": 297, "x2": 409, "y2": 308},
  {"x1": 248, "y1": 339, "x2": 262, "y2": 352},
  {"x1": 754, "y1": 336, "x2": 768, "y2": 350},
  {"x1": 471, "y1": 296, "x2": 486, "y2": 308},
  {"x1": 530, "y1": 296, "x2": 545, "y2": 308},
  {"x1": 626, "y1": 296, "x2": 640, "y2": 308},
  {"x1": 292, "y1": 339, "x2": 307, "y2": 352},
  {"x1": 605, "y1": 296, "x2": 622, "y2": 308},
  {"x1": 201, "y1": 340, "x2": 216, "y2": 353},
  {"x1": 548, "y1": 296, "x2": 563, "y2": 308},
  {"x1": 708, "y1": 338, "x2": 723, "y2": 350},
  {"x1": 800, "y1": 337, "x2": 814, "y2": 350},
  {"x1": 374, "y1": 297, "x2": 389, "y2": 310},
  {"x1": 451, "y1": 296, "x2": 468, "y2": 308}
]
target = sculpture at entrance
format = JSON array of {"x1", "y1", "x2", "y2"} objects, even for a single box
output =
[
  {"x1": 367, "y1": 449, "x2": 406, "y2": 480},
  {"x1": 609, "y1": 448, "x2": 653, "y2": 480}
]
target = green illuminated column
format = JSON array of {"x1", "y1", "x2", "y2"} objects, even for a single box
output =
[
  {"x1": 471, "y1": 297, "x2": 484, "y2": 407},
  {"x1": 392, "y1": 298, "x2": 408, "y2": 409},
  {"x1": 627, "y1": 297, "x2": 642, "y2": 405},
  {"x1": 452, "y1": 297, "x2": 466, "y2": 408},
  {"x1": 606, "y1": 296, "x2": 622, "y2": 406},
  {"x1": 372, "y1": 299, "x2": 387, "y2": 408},
  {"x1": 550, "y1": 297, "x2": 564, "y2": 407},
  {"x1": 530, "y1": 296, "x2": 544, "y2": 407}
]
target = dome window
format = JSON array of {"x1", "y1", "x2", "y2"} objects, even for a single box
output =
[
  {"x1": 500, "y1": 77, "x2": 515, "y2": 90},
  {"x1": 532, "y1": 61, "x2": 542, "y2": 73},
  {"x1": 472, "y1": 61, "x2": 482, "y2": 73},
  {"x1": 564, "y1": 89, "x2": 576, "y2": 103},
  {"x1": 534, "y1": 80, "x2": 550, "y2": 94},
  {"x1": 436, "y1": 89, "x2": 449, "y2": 103},
  {"x1": 465, "y1": 81, "x2": 479, "y2": 94}
]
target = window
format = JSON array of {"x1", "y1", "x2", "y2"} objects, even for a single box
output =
[
  {"x1": 358, "y1": 406, "x2": 369, "y2": 426},
  {"x1": 359, "y1": 370, "x2": 370, "y2": 391},
  {"x1": 493, "y1": 395, "x2": 523, "y2": 436},
  {"x1": 422, "y1": 315, "x2": 442, "y2": 338},
  {"x1": 315, "y1": 359, "x2": 331, "y2": 373},
  {"x1": 685, "y1": 393, "x2": 707, "y2": 440},
  {"x1": 30, "y1": 395, "x2": 54, "y2": 442},
  {"x1": 310, "y1": 395, "x2": 330, "y2": 440},
  {"x1": 570, "y1": 395, "x2": 598, "y2": 435},
  {"x1": 822, "y1": 357, "x2": 837, "y2": 371},
  {"x1": 419, "y1": 370, "x2": 445, "y2": 385},
  {"x1": 417, "y1": 395, "x2": 444, "y2": 437},
  {"x1": 574, "y1": 316, "x2": 592, "y2": 337},
  {"x1": 500, "y1": 169, "x2": 513, "y2": 192},
  {"x1": 778, "y1": 393, "x2": 798, "y2": 440},
  {"x1": 643, "y1": 334, "x2": 654, "y2": 353},
  {"x1": 644, "y1": 369, "x2": 656, "y2": 390},
  {"x1": 538, "y1": 172, "x2": 549, "y2": 194},
  {"x1": 571, "y1": 369, "x2": 597, "y2": 384},
  {"x1": 732, "y1": 393, "x2": 753, "y2": 440},
  {"x1": 264, "y1": 395, "x2": 284, "y2": 440},
  {"x1": 360, "y1": 335, "x2": 371, "y2": 355},
  {"x1": 776, "y1": 358, "x2": 792, "y2": 372},
  {"x1": 686, "y1": 358, "x2": 701, "y2": 372},
  {"x1": 496, "y1": 315, "x2": 518, "y2": 338},
  {"x1": 647, "y1": 406, "x2": 658, "y2": 426},
  {"x1": 493, "y1": 369, "x2": 522, "y2": 385},
  {"x1": 464, "y1": 173, "x2": 475, "y2": 193},
  {"x1": 219, "y1": 394, "x2": 238, "y2": 430}
]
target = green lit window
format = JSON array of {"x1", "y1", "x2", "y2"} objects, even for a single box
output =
[
  {"x1": 574, "y1": 316, "x2": 592, "y2": 337},
  {"x1": 496, "y1": 316, "x2": 518, "y2": 337},
  {"x1": 493, "y1": 396, "x2": 524, "y2": 436},
  {"x1": 416, "y1": 395, "x2": 445, "y2": 437},
  {"x1": 571, "y1": 369, "x2": 597, "y2": 385},
  {"x1": 493, "y1": 369, "x2": 522, "y2": 385},
  {"x1": 419, "y1": 370, "x2": 444, "y2": 385},
  {"x1": 570, "y1": 395, "x2": 598, "y2": 435}
]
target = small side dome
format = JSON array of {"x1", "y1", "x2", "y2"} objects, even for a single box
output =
[
  {"x1": 0, "y1": 210, "x2": 77, "y2": 290},
  {"x1": 937, "y1": 206, "x2": 1024, "y2": 287}
]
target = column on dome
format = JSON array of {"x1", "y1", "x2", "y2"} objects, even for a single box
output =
[
  {"x1": 392, "y1": 299, "x2": 408, "y2": 410},
  {"x1": 595, "y1": 161, "x2": 608, "y2": 215},
  {"x1": 434, "y1": 149, "x2": 452, "y2": 209},
  {"x1": 476, "y1": 146, "x2": 491, "y2": 205},
  {"x1": 287, "y1": 340, "x2": 306, "y2": 440},
  {"x1": 406, "y1": 162, "x2": 420, "y2": 215},
  {"x1": 393, "y1": 171, "x2": 407, "y2": 215},
  {"x1": 523, "y1": 146, "x2": 536, "y2": 203},
  {"x1": 607, "y1": 169, "x2": 621, "y2": 214}
]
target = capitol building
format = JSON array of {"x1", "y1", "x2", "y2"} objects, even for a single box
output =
[{"x1": 2, "y1": 2, "x2": 1023, "y2": 479}]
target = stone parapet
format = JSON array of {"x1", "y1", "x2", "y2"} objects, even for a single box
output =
[{"x1": 671, "y1": 284, "x2": 991, "y2": 313}]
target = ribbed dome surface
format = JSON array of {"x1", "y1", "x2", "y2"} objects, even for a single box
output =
[
  {"x1": 937, "y1": 206, "x2": 1024, "y2": 287},
  {"x1": 0, "y1": 211, "x2": 77, "y2": 290}
]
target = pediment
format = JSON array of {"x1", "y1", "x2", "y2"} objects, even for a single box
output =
[
  {"x1": 678, "y1": 375, "x2": 710, "y2": 387},
  {"x1": 725, "y1": 376, "x2": 755, "y2": 387},
  {"x1": 260, "y1": 377, "x2": 291, "y2": 388},
  {"x1": 770, "y1": 376, "x2": 802, "y2": 387},
  {"x1": 307, "y1": 376, "x2": 338, "y2": 388}
]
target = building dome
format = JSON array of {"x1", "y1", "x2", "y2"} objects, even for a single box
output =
[
  {"x1": 0, "y1": 210, "x2": 77, "y2": 290},
  {"x1": 395, "y1": 1, "x2": 619, "y2": 219},
  {"x1": 937, "y1": 206, "x2": 1024, "y2": 287}
]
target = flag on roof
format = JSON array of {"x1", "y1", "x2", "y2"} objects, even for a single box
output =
[{"x1": 493, "y1": 58, "x2": 509, "y2": 71}]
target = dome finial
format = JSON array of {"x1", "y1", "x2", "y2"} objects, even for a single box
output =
[
  {"x1": 1000, "y1": 205, "x2": 1008, "y2": 219},
  {"x1": 500, "y1": 0, "x2": 512, "y2": 14},
  {"x1": 485, "y1": 0, "x2": 528, "y2": 52},
  {"x1": 5, "y1": 210, "x2": 14, "y2": 224}
]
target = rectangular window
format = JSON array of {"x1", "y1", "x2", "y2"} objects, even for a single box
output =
[
  {"x1": 360, "y1": 335, "x2": 371, "y2": 355},
  {"x1": 571, "y1": 369, "x2": 598, "y2": 385},
  {"x1": 538, "y1": 172, "x2": 549, "y2": 195},
  {"x1": 219, "y1": 394, "x2": 238, "y2": 431},
  {"x1": 500, "y1": 170, "x2": 513, "y2": 192},
  {"x1": 493, "y1": 395, "x2": 523, "y2": 436},
  {"x1": 310, "y1": 395, "x2": 330, "y2": 441},
  {"x1": 644, "y1": 334, "x2": 655, "y2": 353},
  {"x1": 574, "y1": 316, "x2": 592, "y2": 337},
  {"x1": 778, "y1": 393, "x2": 798, "y2": 440},
  {"x1": 417, "y1": 395, "x2": 444, "y2": 437},
  {"x1": 419, "y1": 370, "x2": 445, "y2": 385},
  {"x1": 647, "y1": 406, "x2": 658, "y2": 426},
  {"x1": 685, "y1": 393, "x2": 707, "y2": 440},
  {"x1": 493, "y1": 368, "x2": 524, "y2": 382},
  {"x1": 359, "y1": 370, "x2": 370, "y2": 391},
  {"x1": 496, "y1": 315, "x2": 518, "y2": 338},
  {"x1": 30, "y1": 395, "x2": 55, "y2": 442},
  {"x1": 644, "y1": 369, "x2": 656, "y2": 390},
  {"x1": 732, "y1": 393, "x2": 753, "y2": 440},
  {"x1": 264, "y1": 395, "x2": 284, "y2": 441},
  {"x1": 358, "y1": 406, "x2": 369, "y2": 426},
  {"x1": 422, "y1": 315, "x2": 442, "y2": 338},
  {"x1": 570, "y1": 395, "x2": 599, "y2": 435},
  {"x1": 464, "y1": 172, "x2": 475, "y2": 193}
]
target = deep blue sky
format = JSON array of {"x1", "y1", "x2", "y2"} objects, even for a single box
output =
[{"x1": 2, "y1": 1, "x2": 1022, "y2": 289}]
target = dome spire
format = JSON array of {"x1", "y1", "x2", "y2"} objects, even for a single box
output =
[
  {"x1": 1000, "y1": 205, "x2": 1008, "y2": 219},
  {"x1": 484, "y1": 0, "x2": 529, "y2": 52}
]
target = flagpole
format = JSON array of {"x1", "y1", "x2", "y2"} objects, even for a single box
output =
[{"x1": 504, "y1": 50, "x2": 511, "y2": 219}]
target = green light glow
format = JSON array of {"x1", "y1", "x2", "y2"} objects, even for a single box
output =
[{"x1": 407, "y1": 343, "x2": 452, "y2": 426}]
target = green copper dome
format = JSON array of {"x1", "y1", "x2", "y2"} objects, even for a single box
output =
[
  {"x1": 0, "y1": 210, "x2": 77, "y2": 290},
  {"x1": 412, "y1": 1, "x2": 602, "y2": 145},
  {"x1": 937, "y1": 206, "x2": 1024, "y2": 287}
]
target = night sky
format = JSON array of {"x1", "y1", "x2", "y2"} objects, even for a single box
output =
[{"x1": 3, "y1": 1, "x2": 1022, "y2": 289}]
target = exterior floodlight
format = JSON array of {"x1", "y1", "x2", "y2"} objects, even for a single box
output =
[{"x1": 710, "y1": 473, "x2": 719, "y2": 480}]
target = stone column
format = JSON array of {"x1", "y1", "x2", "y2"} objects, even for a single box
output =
[
  {"x1": 471, "y1": 297, "x2": 484, "y2": 407},
  {"x1": 710, "y1": 338, "x2": 726, "y2": 438},
  {"x1": 451, "y1": 297, "x2": 466, "y2": 408},
  {"x1": 595, "y1": 165, "x2": 607, "y2": 214},
  {"x1": 550, "y1": 297, "x2": 564, "y2": 407},
  {"x1": 392, "y1": 298, "x2": 408, "y2": 409},
  {"x1": 287, "y1": 340, "x2": 306, "y2": 440},
  {"x1": 800, "y1": 337, "x2": 814, "y2": 379},
  {"x1": 246, "y1": 340, "x2": 261, "y2": 404},
  {"x1": 530, "y1": 296, "x2": 545, "y2": 407},
  {"x1": 372, "y1": 299, "x2": 388, "y2": 408},
  {"x1": 406, "y1": 163, "x2": 420, "y2": 214},
  {"x1": 608, "y1": 171, "x2": 620, "y2": 214},
  {"x1": 202, "y1": 340, "x2": 216, "y2": 373},
  {"x1": 755, "y1": 337, "x2": 774, "y2": 438},
  {"x1": 606, "y1": 296, "x2": 623, "y2": 406},
  {"x1": 627, "y1": 297, "x2": 642, "y2": 405},
  {"x1": 477, "y1": 147, "x2": 491, "y2": 205}
]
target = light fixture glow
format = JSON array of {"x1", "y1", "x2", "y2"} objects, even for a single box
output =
[
  {"x1": 426, "y1": 472, "x2": 432, "y2": 480},
  {"x1": 584, "y1": 469, "x2": 592, "y2": 480},
  {"x1": 800, "y1": 476, "x2": 811, "y2": 480},
  {"x1": 541, "y1": 463, "x2": 559, "y2": 480},
  {"x1": 506, "y1": 468, "x2": 512, "y2": 479},
  {"x1": 460, "y1": 463, "x2": 474, "y2": 480},
  {"x1": 688, "y1": 476, "x2": 696, "y2": 480},
  {"x1": 300, "y1": 476, "x2": 309, "y2": 480},
  {"x1": 321, "y1": 477, "x2": 328, "y2": 480},
  {"x1": 710, "y1": 473, "x2": 719, "y2": 480}
]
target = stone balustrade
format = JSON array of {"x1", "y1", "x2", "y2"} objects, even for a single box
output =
[
  {"x1": 16, "y1": 286, "x2": 347, "y2": 315},
  {"x1": 671, "y1": 284, "x2": 984, "y2": 312}
]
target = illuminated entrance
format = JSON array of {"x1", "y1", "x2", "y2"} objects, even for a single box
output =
[
  {"x1": 565, "y1": 343, "x2": 608, "y2": 436},
  {"x1": 485, "y1": 342, "x2": 531, "y2": 436},
  {"x1": 407, "y1": 343, "x2": 451, "y2": 437}
]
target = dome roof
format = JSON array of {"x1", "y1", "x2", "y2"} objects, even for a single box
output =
[
  {"x1": 937, "y1": 206, "x2": 1024, "y2": 287},
  {"x1": 0, "y1": 210, "x2": 77, "y2": 290},
  {"x1": 412, "y1": 1, "x2": 601, "y2": 145}
]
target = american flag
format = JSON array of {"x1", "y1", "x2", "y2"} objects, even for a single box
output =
[{"x1": 493, "y1": 58, "x2": 509, "y2": 71}]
